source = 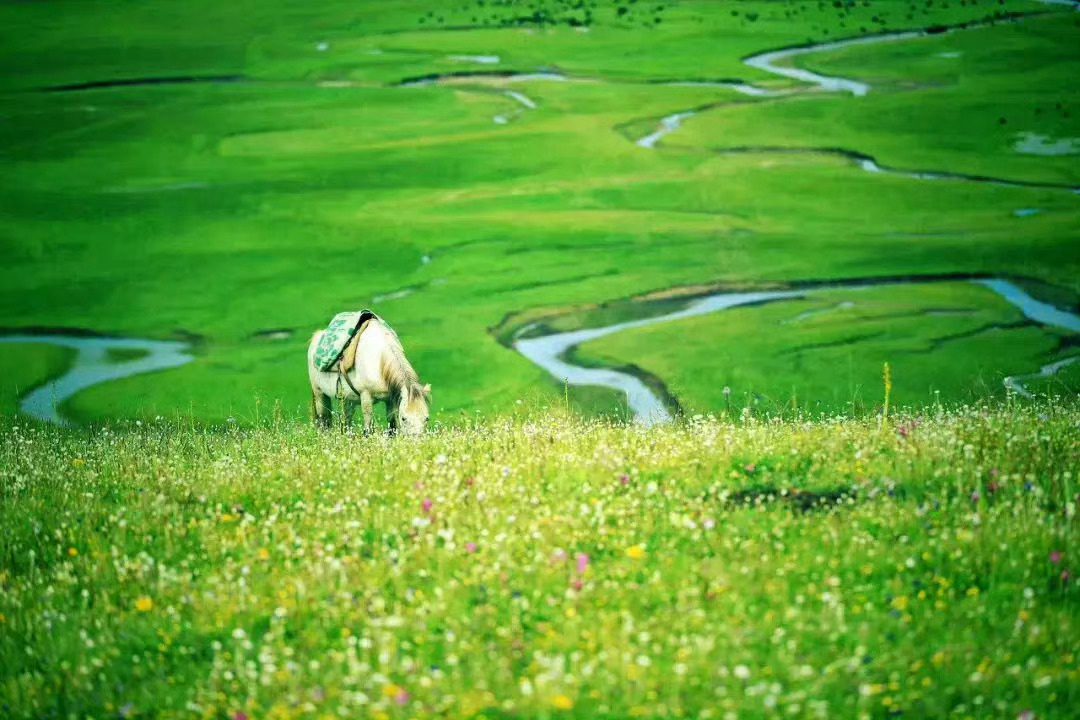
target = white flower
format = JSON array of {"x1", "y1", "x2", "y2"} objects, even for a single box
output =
[{"x1": 734, "y1": 665, "x2": 751, "y2": 680}]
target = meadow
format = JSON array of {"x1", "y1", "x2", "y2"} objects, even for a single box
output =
[
  {"x1": 1, "y1": 0, "x2": 1078, "y2": 424},
  {"x1": 1, "y1": 402, "x2": 1078, "y2": 718}
]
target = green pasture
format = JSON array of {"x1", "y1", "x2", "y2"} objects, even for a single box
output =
[
  {"x1": 2, "y1": 405, "x2": 1078, "y2": 718},
  {"x1": 1, "y1": 0, "x2": 1078, "y2": 424},
  {"x1": 575, "y1": 281, "x2": 1080, "y2": 415}
]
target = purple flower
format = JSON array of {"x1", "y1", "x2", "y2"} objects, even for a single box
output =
[
  {"x1": 422, "y1": 499, "x2": 433, "y2": 514},
  {"x1": 1050, "y1": 551, "x2": 1063, "y2": 564},
  {"x1": 576, "y1": 553, "x2": 589, "y2": 575},
  {"x1": 466, "y1": 542, "x2": 477, "y2": 553},
  {"x1": 971, "y1": 491, "x2": 981, "y2": 503},
  {"x1": 395, "y1": 689, "x2": 410, "y2": 706},
  {"x1": 619, "y1": 474, "x2": 630, "y2": 486}
]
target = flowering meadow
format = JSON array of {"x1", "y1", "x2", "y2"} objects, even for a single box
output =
[{"x1": 1, "y1": 403, "x2": 1078, "y2": 720}]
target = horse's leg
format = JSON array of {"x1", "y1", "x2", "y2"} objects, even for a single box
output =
[
  {"x1": 387, "y1": 402, "x2": 399, "y2": 435},
  {"x1": 360, "y1": 392, "x2": 374, "y2": 436},
  {"x1": 344, "y1": 400, "x2": 357, "y2": 433},
  {"x1": 312, "y1": 391, "x2": 333, "y2": 429}
]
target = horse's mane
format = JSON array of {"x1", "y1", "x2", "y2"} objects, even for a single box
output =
[{"x1": 377, "y1": 321, "x2": 426, "y2": 402}]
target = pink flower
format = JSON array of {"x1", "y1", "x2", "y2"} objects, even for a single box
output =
[
  {"x1": 235, "y1": 713, "x2": 249, "y2": 720},
  {"x1": 466, "y1": 542, "x2": 477, "y2": 553},
  {"x1": 1050, "y1": 551, "x2": 1063, "y2": 564},
  {"x1": 971, "y1": 491, "x2": 981, "y2": 503},
  {"x1": 576, "y1": 553, "x2": 589, "y2": 575},
  {"x1": 745, "y1": 463, "x2": 756, "y2": 474},
  {"x1": 619, "y1": 474, "x2": 630, "y2": 486},
  {"x1": 422, "y1": 499, "x2": 433, "y2": 514},
  {"x1": 987, "y1": 482, "x2": 1000, "y2": 494},
  {"x1": 571, "y1": 580, "x2": 583, "y2": 591},
  {"x1": 1017, "y1": 711, "x2": 1035, "y2": 720},
  {"x1": 1062, "y1": 570, "x2": 1071, "y2": 582},
  {"x1": 395, "y1": 689, "x2": 410, "y2": 706}
]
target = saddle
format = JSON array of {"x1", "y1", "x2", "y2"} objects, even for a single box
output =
[{"x1": 314, "y1": 310, "x2": 378, "y2": 373}]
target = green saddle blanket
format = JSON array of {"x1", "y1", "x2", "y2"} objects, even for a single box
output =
[{"x1": 314, "y1": 310, "x2": 377, "y2": 371}]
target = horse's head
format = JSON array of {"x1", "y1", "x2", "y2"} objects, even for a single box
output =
[{"x1": 396, "y1": 382, "x2": 431, "y2": 436}]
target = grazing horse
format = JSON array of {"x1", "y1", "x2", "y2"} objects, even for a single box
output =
[{"x1": 307, "y1": 316, "x2": 430, "y2": 435}]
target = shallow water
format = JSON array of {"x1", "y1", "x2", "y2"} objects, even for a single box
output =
[
  {"x1": 514, "y1": 278, "x2": 1080, "y2": 423},
  {"x1": 1014, "y1": 132, "x2": 1080, "y2": 156},
  {"x1": 1005, "y1": 356, "x2": 1079, "y2": 398},
  {"x1": 636, "y1": 111, "x2": 697, "y2": 149},
  {"x1": 0, "y1": 335, "x2": 193, "y2": 425},
  {"x1": 743, "y1": 31, "x2": 922, "y2": 96}
]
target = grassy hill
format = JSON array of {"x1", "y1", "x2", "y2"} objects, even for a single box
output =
[
  {"x1": 1, "y1": 402, "x2": 1077, "y2": 718},
  {"x1": 1, "y1": 0, "x2": 1078, "y2": 425}
]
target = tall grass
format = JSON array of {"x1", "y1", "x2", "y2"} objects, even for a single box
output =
[{"x1": 1, "y1": 401, "x2": 1077, "y2": 719}]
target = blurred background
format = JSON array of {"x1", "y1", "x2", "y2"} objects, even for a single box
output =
[{"x1": 1, "y1": 0, "x2": 1078, "y2": 425}]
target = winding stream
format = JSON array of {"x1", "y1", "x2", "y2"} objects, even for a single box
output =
[
  {"x1": 0, "y1": 335, "x2": 193, "y2": 425},
  {"x1": 514, "y1": 278, "x2": 1080, "y2": 423}
]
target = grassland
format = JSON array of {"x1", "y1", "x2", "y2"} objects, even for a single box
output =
[
  {"x1": 1, "y1": 0, "x2": 1078, "y2": 424},
  {"x1": 574, "y1": 281, "x2": 1080, "y2": 415},
  {"x1": 2, "y1": 403, "x2": 1078, "y2": 718}
]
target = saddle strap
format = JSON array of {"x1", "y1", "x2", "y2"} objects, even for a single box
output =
[{"x1": 338, "y1": 366, "x2": 365, "y2": 399}]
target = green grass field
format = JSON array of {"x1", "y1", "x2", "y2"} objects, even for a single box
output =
[
  {"x1": 2, "y1": 404, "x2": 1078, "y2": 718},
  {"x1": 1, "y1": 0, "x2": 1078, "y2": 424}
]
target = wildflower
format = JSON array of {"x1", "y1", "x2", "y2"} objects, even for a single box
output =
[
  {"x1": 745, "y1": 463, "x2": 756, "y2": 474},
  {"x1": 1017, "y1": 711, "x2": 1035, "y2": 720},
  {"x1": 235, "y1": 712, "x2": 249, "y2": 720},
  {"x1": 72, "y1": 458, "x2": 85, "y2": 467},
  {"x1": 733, "y1": 665, "x2": 751, "y2": 680},
  {"x1": 971, "y1": 492, "x2": 980, "y2": 503},
  {"x1": 552, "y1": 694, "x2": 574, "y2": 710},
  {"x1": 576, "y1": 553, "x2": 589, "y2": 575},
  {"x1": 422, "y1": 499, "x2": 433, "y2": 514},
  {"x1": 135, "y1": 596, "x2": 153, "y2": 612},
  {"x1": 987, "y1": 482, "x2": 1000, "y2": 494},
  {"x1": 619, "y1": 474, "x2": 630, "y2": 486},
  {"x1": 1050, "y1": 551, "x2": 1063, "y2": 564},
  {"x1": 466, "y1": 542, "x2": 478, "y2": 553},
  {"x1": 625, "y1": 544, "x2": 646, "y2": 560},
  {"x1": 68, "y1": 547, "x2": 78, "y2": 557}
]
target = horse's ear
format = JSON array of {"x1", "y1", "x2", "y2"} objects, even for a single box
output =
[{"x1": 422, "y1": 383, "x2": 431, "y2": 398}]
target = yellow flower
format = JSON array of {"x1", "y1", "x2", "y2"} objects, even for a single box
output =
[
  {"x1": 891, "y1": 596, "x2": 909, "y2": 611},
  {"x1": 382, "y1": 683, "x2": 402, "y2": 698},
  {"x1": 135, "y1": 596, "x2": 153, "y2": 612},
  {"x1": 966, "y1": 587, "x2": 980, "y2": 598},
  {"x1": 258, "y1": 548, "x2": 271, "y2": 560},
  {"x1": 552, "y1": 695, "x2": 575, "y2": 710},
  {"x1": 68, "y1": 547, "x2": 78, "y2": 557},
  {"x1": 72, "y1": 458, "x2": 85, "y2": 467},
  {"x1": 625, "y1": 544, "x2": 646, "y2": 560},
  {"x1": 220, "y1": 513, "x2": 235, "y2": 523}
]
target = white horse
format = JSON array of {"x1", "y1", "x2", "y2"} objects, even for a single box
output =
[{"x1": 307, "y1": 317, "x2": 430, "y2": 435}]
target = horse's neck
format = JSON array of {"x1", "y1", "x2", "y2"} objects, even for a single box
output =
[{"x1": 367, "y1": 322, "x2": 417, "y2": 391}]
